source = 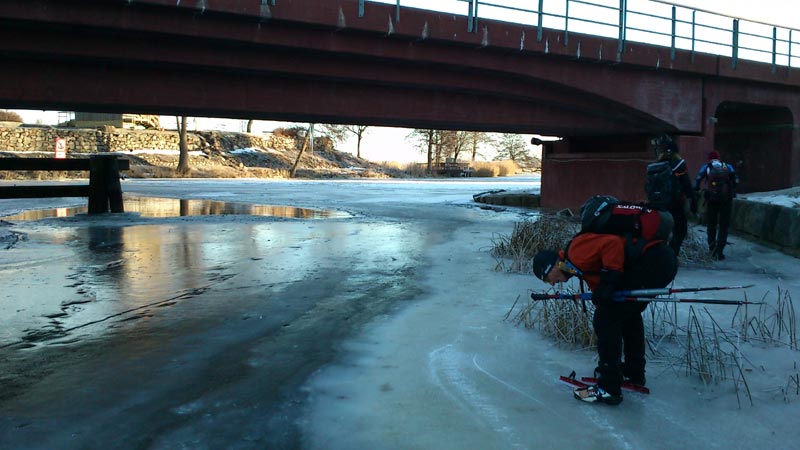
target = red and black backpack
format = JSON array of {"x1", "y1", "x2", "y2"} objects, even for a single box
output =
[{"x1": 578, "y1": 195, "x2": 674, "y2": 263}]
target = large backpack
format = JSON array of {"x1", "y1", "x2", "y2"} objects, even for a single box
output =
[
  {"x1": 644, "y1": 160, "x2": 679, "y2": 210},
  {"x1": 578, "y1": 195, "x2": 674, "y2": 262},
  {"x1": 706, "y1": 162, "x2": 733, "y2": 202}
]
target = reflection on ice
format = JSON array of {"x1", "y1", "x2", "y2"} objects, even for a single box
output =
[
  {"x1": 2, "y1": 195, "x2": 350, "y2": 220},
  {"x1": 0, "y1": 218, "x2": 416, "y2": 351}
]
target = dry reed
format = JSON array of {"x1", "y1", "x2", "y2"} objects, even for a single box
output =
[{"x1": 491, "y1": 214, "x2": 578, "y2": 273}]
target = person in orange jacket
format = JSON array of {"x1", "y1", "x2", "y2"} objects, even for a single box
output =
[{"x1": 533, "y1": 233, "x2": 677, "y2": 405}]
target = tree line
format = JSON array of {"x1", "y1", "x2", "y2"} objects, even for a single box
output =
[
  {"x1": 406, "y1": 129, "x2": 539, "y2": 170},
  {"x1": 173, "y1": 117, "x2": 541, "y2": 176}
]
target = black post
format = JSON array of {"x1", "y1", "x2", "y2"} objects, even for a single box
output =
[
  {"x1": 88, "y1": 156, "x2": 109, "y2": 213},
  {"x1": 88, "y1": 155, "x2": 125, "y2": 213}
]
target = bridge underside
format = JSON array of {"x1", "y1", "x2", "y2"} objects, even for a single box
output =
[
  {"x1": 0, "y1": 0, "x2": 797, "y2": 207},
  {"x1": 0, "y1": 1, "x2": 672, "y2": 137}
]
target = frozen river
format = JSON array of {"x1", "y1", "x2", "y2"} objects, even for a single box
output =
[{"x1": 1, "y1": 176, "x2": 798, "y2": 450}]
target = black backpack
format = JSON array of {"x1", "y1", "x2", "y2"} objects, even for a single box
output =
[
  {"x1": 706, "y1": 162, "x2": 732, "y2": 201},
  {"x1": 578, "y1": 195, "x2": 674, "y2": 262},
  {"x1": 645, "y1": 161, "x2": 679, "y2": 210}
]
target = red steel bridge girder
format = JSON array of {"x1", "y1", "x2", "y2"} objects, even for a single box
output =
[{"x1": 0, "y1": 0, "x2": 727, "y2": 134}]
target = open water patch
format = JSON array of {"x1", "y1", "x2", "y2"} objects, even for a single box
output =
[{"x1": 2, "y1": 195, "x2": 350, "y2": 221}]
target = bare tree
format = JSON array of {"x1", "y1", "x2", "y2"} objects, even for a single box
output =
[
  {"x1": 493, "y1": 133, "x2": 541, "y2": 169},
  {"x1": 467, "y1": 131, "x2": 492, "y2": 162},
  {"x1": 493, "y1": 133, "x2": 529, "y2": 162},
  {"x1": 409, "y1": 129, "x2": 476, "y2": 165},
  {"x1": 323, "y1": 124, "x2": 369, "y2": 158},
  {"x1": 409, "y1": 129, "x2": 481, "y2": 173},
  {"x1": 290, "y1": 124, "x2": 314, "y2": 178},
  {"x1": 448, "y1": 131, "x2": 478, "y2": 162},
  {"x1": 176, "y1": 116, "x2": 190, "y2": 175},
  {"x1": 408, "y1": 128, "x2": 438, "y2": 173}
]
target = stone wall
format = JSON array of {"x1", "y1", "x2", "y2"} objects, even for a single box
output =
[
  {"x1": 731, "y1": 199, "x2": 800, "y2": 257},
  {"x1": 0, "y1": 127, "x2": 317, "y2": 154}
]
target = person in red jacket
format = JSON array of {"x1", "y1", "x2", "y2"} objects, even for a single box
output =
[{"x1": 533, "y1": 233, "x2": 677, "y2": 405}]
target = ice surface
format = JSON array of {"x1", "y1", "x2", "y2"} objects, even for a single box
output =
[{"x1": 0, "y1": 176, "x2": 798, "y2": 450}]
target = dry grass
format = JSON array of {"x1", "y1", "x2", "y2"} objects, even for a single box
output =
[
  {"x1": 644, "y1": 294, "x2": 796, "y2": 407},
  {"x1": 496, "y1": 159, "x2": 521, "y2": 176},
  {"x1": 126, "y1": 164, "x2": 261, "y2": 178},
  {"x1": 735, "y1": 287, "x2": 797, "y2": 349},
  {"x1": 473, "y1": 164, "x2": 498, "y2": 177},
  {"x1": 506, "y1": 292, "x2": 596, "y2": 349},
  {"x1": 678, "y1": 226, "x2": 716, "y2": 266},
  {"x1": 401, "y1": 162, "x2": 429, "y2": 177},
  {"x1": 645, "y1": 298, "x2": 800, "y2": 406},
  {"x1": 472, "y1": 160, "x2": 522, "y2": 177},
  {"x1": 497, "y1": 214, "x2": 597, "y2": 351},
  {"x1": 378, "y1": 161, "x2": 406, "y2": 170},
  {"x1": 491, "y1": 214, "x2": 579, "y2": 273}
]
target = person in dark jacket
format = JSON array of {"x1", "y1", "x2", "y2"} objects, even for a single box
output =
[
  {"x1": 533, "y1": 234, "x2": 677, "y2": 405},
  {"x1": 693, "y1": 150, "x2": 739, "y2": 260},
  {"x1": 653, "y1": 140, "x2": 695, "y2": 256}
]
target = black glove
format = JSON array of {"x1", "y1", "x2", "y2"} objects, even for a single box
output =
[{"x1": 592, "y1": 269, "x2": 623, "y2": 307}]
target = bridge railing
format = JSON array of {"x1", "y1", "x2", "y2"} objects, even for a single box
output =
[{"x1": 360, "y1": 0, "x2": 798, "y2": 70}]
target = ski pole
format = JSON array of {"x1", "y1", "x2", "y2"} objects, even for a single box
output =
[
  {"x1": 529, "y1": 292, "x2": 762, "y2": 305},
  {"x1": 617, "y1": 284, "x2": 754, "y2": 298},
  {"x1": 530, "y1": 293, "x2": 593, "y2": 301},
  {"x1": 530, "y1": 284, "x2": 754, "y2": 301},
  {"x1": 617, "y1": 296, "x2": 763, "y2": 305}
]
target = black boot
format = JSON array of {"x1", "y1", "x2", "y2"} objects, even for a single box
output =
[
  {"x1": 622, "y1": 363, "x2": 646, "y2": 387},
  {"x1": 594, "y1": 363, "x2": 623, "y2": 397},
  {"x1": 713, "y1": 241, "x2": 726, "y2": 260}
]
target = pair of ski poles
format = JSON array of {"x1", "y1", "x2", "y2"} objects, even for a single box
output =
[{"x1": 530, "y1": 284, "x2": 760, "y2": 305}]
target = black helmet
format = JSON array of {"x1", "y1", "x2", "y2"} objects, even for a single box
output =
[
  {"x1": 533, "y1": 250, "x2": 560, "y2": 281},
  {"x1": 654, "y1": 134, "x2": 678, "y2": 154}
]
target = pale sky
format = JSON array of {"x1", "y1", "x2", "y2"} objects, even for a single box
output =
[
  {"x1": 6, "y1": 0, "x2": 795, "y2": 163},
  {"x1": 669, "y1": 0, "x2": 797, "y2": 29}
]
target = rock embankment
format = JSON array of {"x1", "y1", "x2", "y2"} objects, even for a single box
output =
[
  {"x1": 0, "y1": 126, "x2": 405, "y2": 179},
  {"x1": 0, "y1": 126, "x2": 307, "y2": 154}
]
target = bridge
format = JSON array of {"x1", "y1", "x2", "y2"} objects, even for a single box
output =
[{"x1": 0, "y1": 0, "x2": 797, "y2": 208}]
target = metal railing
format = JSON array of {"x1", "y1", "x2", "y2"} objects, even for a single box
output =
[{"x1": 353, "y1": 0, "x2": 798, "y2": 70}]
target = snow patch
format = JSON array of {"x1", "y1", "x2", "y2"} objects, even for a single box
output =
[{"x1": 229, "y1": 147, "x2": 262, "y2": 155}]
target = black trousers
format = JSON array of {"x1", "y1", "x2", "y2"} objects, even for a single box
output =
[
  {"x1": 594, "y1": 243, "x2": 678, "y2": 396},
  {"x1": 668, "y1": 205, "x2": 688, "y2": 256},
  {"x1": 705, "y1": 199, "x2": 732, "y2": 256}
]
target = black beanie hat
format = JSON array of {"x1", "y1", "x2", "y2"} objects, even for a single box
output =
[{"x1": 533, "y1": 250, "x2": 560, "y2": 281}]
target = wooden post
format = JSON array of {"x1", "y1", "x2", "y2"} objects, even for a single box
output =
[
  {"x1": 88, "y1": 156, "x2": 109, "y2": 213},
  {"x1": 88, "y1": 155, "x2": 124, "y2": 213}
]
